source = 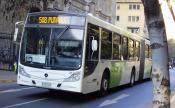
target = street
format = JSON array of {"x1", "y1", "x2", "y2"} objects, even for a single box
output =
[
  {"x1": 0, "y1": 82, "x2": 152, "y2": 108},
  {"x1": 0, "y1": 69, "x2": 174, "y2": 108}
]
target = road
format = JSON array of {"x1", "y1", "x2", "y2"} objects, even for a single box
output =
[
  {"x1": 0, "y1": 69, "x2": 175, "y2": 108},
  {"x1": 0, "y1": 81, "x2": 152, "y2": 108}
]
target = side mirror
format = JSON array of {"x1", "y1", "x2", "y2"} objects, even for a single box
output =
[
  {"x1": 91, "y1": 40, "x2": 97, "y2": 51},
  {"x1": 13, "y1": 21, "x2": 24, "y2": 42},
  {"x1": 13, "y1": 28, "x2": 19, "y2": 41}
]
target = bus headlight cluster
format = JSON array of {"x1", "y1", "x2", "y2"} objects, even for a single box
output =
[
  {"x1": 18, "y1": 66, "x2": 31, "y2": 78},
  {"x1": 63, "y1": 72, "x2": 80, "y2": 82}
]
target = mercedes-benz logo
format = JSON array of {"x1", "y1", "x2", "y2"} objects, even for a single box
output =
[{"x1": 44, "y1": 73, "x2": 48, "y2": 78}]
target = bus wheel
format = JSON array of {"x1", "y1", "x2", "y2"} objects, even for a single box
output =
[
  {"x1": 99, "y1": 72, "x2": 109, "y2": 96},
  {"x1": 130, "y1": 69, "x2": 135, "y2": 87}
]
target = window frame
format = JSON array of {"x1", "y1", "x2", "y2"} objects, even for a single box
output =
[
  {"x1": 112, "y1": 33, "x2": 121, "y2": 60},
  {"x1": 121, "y1": 36, "x2": 128, "y2": 60},
  {"x1": 101, "y1": 28, "x2": 112, "y2": 60},
  {"x1": 86, "y1": 23, "x2": 100, "y2": 60},
  {"x1": 128, "y1": 38, "x2": 135, "y2": 60},
  {"x1": 116, "y1": 16, "x2": 120, "y2": 21}
]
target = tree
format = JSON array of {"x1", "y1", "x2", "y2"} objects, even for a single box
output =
[{"x1": 142, "y1": 0, "x2": 172, "y2": 108}]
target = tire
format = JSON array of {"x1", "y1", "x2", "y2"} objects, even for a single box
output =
[
  {"x1": 99, "y1": 72, "x2": 109, "y2": 96},
  {"x1": 130, "y1": 69, "x2": 135, "y2": 87}
]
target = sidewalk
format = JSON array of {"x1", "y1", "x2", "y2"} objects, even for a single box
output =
[
  {"x1": 170, "y1": 68, "x2": 175, "y2": 108},
  {"x1": 171, "y1": 91, "x2": 175, "y2": 108},
  {"x1": 0, "y1": 70, "x2": 16, "y2": 83}
]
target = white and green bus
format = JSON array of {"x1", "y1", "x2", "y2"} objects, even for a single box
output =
[{"x1": 17, "y1": 11, "x2": 152, "y2": 95}]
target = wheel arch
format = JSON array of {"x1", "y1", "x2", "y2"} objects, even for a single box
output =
[{"x1": 103, "y1": 68, "x2": 110, "y2": 80}]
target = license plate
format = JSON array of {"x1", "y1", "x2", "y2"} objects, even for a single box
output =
[{"x1": 42, "y1": 82, "x2": 51, "y2": 88}]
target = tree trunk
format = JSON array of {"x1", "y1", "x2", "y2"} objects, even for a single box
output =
[
  {"x1": 142, "y1": 0, "x2": 171, "y2": 108},
  {"x1": 149, "y1": 21, "x2": 170, "y2": 108}
]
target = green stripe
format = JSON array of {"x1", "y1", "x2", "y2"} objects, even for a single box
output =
[{"x1": 109, "y1": 61, "x2": 125, "y2": 88}]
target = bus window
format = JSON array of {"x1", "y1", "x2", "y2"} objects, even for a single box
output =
[
  {"x1": 86, "y1": 23, "x2": 99, "y2": 60},
  {"x1": 145, "y1": 44, "x2": 149, "y2": 58},
  {"x1": 113, "y1": 33, "x2": 121, "y2": 60},
  {"x1": 84, "y1": 23, "x2": 99, "y2": 77},
  {"x1": 149, "y1": 46, "x2": 152, "y2": 58},
  {"x1": 101, "y1": 29, "x2": 112, "y2": 59},
  {"x1": 135, "y1": 41, "x2": 140, "y2": 60},
  {"x1": 121, "y1": 37, "x2": 128, "y2": 60},
  {"x1": 128, "y1": 39, "x2": 134, "y2": 60}
]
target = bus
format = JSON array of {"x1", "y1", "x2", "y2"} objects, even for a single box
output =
[{"x1": 17, "y1": 11, "x2": 152, "y2": 95}]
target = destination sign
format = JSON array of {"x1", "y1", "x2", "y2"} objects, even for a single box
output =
[
  {"x1": 38, "y1": 16, "x2": 70, "y2": 24},
  {"x1": 27, "y1": 15, "x2": 85, "y2": 26},
  {"x1": 28, "y1": 16, "x2": 70, "y2": 24}
]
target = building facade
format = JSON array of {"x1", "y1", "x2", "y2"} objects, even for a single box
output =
[
  {"x1": 0, "y1": 0, "x2": 116, "y2": 34},
  {"x1": 0, "y1": 0, "x2": 116, "y2": 70},
  {"x1": 115, "y1": 0, "x2": 148, "y2": 38}
]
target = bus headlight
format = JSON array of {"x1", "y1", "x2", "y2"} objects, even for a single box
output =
[
  {"x1": 18, "y1": 66, "x2": 31, "y2": 78},
  {"x1": 63, "y1": 72, "x2": 80, "y2": 82}
]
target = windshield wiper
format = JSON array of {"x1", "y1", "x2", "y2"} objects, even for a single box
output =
[{"x1": 56, "y1": 25, "x2": 70, "y2": 39}]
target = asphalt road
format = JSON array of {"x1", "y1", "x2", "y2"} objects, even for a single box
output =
[
  {"x1": 0, "y1": 81, "x2": 153, "y2": 108},
  {"x1": 0, "y1": 69, "x2": 175, "y2": 108}
]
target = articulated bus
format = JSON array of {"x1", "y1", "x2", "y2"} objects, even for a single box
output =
[{"x1": 17, "y1": 11, "x2": 152, "y2": 95}]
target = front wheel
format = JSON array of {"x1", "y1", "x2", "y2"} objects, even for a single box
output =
[{"x1": 99, "y1": 73, "x2": 109, "y2": 96}]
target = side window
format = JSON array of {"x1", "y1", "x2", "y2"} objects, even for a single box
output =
[
  {"x1": 128, "y1": 39, "x2": 134, "y2": 60},
  {"x1": 129, "y1": 4, "x2": 132, "y2": 10},
  {"x1": 86, "y1": 23, "x2": 99, "y2": 60},
  {"x1": 101, "y1": 29, "x2": 112, "y2": 59},
  {"x1": 133, "y1": 5, "x2": 136, "y2": 10},
  {"x1": 149, "y1": 45, "x2": 151, "y2": 58},
  {"x1": 116, "y1": 16, "x2": 120, "y2": 21},
  {"x1": 113, "y1": 33, "x2": 121, "y2": 60},
  {"x1": 121, "y1": 37, "x2": 128, "y2": 60},
  {"x1": 137, "y1": 5, "x2": 140, "y2": 10},
  {"x1": 145, "y1": 44, "x2": 149, "y2": 58},
  {"x1": 135, "y1": 41, "x2": 140, "y2": 60}
]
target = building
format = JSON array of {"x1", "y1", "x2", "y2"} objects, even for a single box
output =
[
  {"x1": 0, "y1": 0, "x2": 116, "y2": 70},
  {"x1": 0, "y1": 0, "x2": 116, "y2": 34},
  {"x1": 115, "y1": 0, "x2": 148, "y2": 38}
]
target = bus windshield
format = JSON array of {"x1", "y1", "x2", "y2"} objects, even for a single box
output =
[{"x1": 20, "y1": 27, "x2": 84, "y2": 70}]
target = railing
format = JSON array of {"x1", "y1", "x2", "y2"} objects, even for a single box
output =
[{"x1": 0, "y1": 32, "x2": 15, "y2": 71}]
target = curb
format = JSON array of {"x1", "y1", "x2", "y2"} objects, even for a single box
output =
[{"x1": 0, "y1": 79, "x2": 16, "y2": 83}]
